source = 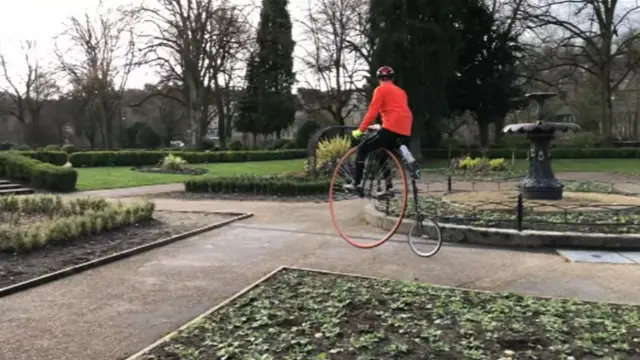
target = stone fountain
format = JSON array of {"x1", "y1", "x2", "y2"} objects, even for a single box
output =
[{"x1": 502, "y1": 92, "x2": 581, "y2": 200}]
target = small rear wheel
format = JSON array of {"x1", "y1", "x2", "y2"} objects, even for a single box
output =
[
  {"x1": 408, "y1": 218, "x2": 442, "y2": 257},
  {"x1": 329, "y1": 146, "x2": 408, "y2": 248}
]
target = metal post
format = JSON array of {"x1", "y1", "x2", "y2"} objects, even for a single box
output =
[
  {"x1": 447, "y1": 175, "x2": 452, "y2": 193},
  {"x1": 516, "y1": 193, "x2": 523, "y2": 231}
]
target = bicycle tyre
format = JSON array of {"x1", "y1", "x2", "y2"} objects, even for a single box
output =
[
  {"x1": 408, "y1": 218, "x2": 443, "y2": 257},
  {"x1": 329, "y1": 146, "x2": 408, "y2": 249}
]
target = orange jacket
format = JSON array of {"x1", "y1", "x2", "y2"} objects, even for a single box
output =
[{"x1": 359, "y1": 81, "x2": 413, "y2": 136}]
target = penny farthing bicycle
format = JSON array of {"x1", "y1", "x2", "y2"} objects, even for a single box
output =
[{"x1": 328, "y1": 125, "x2": 443, "y2": 257}]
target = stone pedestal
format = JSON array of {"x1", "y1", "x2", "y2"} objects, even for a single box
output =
[{"x1": 521, "y1": 133, "x2": 563, "y2": 200}]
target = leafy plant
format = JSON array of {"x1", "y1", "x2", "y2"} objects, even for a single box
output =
[
  {"x1": 457, "y1": 156, "x2": 507, "y2": 172},
  {"x1": 160, "y1": 154, "x2": 187, "y2": 171},
  {"x1": 0, "y1": 195, "x2": 154, "y2": 253},
  {"x1": 315, "y1": 136, "x2": 352, "y2": 176}
]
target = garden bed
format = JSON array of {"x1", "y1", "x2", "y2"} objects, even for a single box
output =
[
  {"x1": 424, "y1": 167, "x2": 526, "y2": 180},
  {"x1": 388, "y1": 195, "x2": 640, "y2": 234},
  {"x1": 133, "y1": 166, "x2": 208, "y2": 176},
  {"x1": 0, "y1": 195, "x2": 231, "y2": 288},
  {"x1": 136, "y1": 268, "x2": 640, "y2": 360}
]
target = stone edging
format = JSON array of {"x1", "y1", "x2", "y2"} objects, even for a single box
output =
[
  {"x1": 0, "y1": 212, "x2": 253, "y2": 298},
  {"x1": 363, "y1": 204, "x2": 640, "y2": 249}
]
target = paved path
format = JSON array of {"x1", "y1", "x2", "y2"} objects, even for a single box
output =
[{"x1": 2, "y1": 196, "x2": 640, "y2": 360}]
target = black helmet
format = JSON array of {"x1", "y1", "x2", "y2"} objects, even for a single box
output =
[{"x1": 376, "y1": 66, "x2": 394, "y2": 80}]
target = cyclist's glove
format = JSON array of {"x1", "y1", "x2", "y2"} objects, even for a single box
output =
[{"x1": 352, "y1": 129, "x2": 363, "y2": 138}]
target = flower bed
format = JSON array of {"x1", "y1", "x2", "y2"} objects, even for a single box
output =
[
  {"x1": 0, "y1": 195, "x2": 154, "y2": 253},
  {"x1": 136, "y1": 268, "x2": 640, "y2": 360}
]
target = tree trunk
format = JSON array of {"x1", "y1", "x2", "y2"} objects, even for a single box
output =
[
  {"x1": 478, "y1": 121, "x2": 489, "y2": 148},
  {"x1": 493, "y1": 116, "x2": 505, "y2": 145}
]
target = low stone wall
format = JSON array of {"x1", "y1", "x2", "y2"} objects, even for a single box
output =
[{"x1": 364, "y1": 204, "x2": 640, "y2": 249}]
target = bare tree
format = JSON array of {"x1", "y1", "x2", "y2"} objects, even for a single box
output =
[
  {"x1": 297, "y1": 0, "x2": 369, "y2": 125},
  {"x1": 0, "y1": 41, "x2": 59, "y2": 145},
  {"x1": 139, "y1": 0, "x2": 251, "y2": 149},
  {"x1": 521, "y1": 0, "x2": 640, "y2": 140},
  {"x1": 54, "y1": 1, "x2": 138, "y2": 149}
]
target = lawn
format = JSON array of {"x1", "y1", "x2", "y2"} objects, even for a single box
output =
[
  {"x1": 422, "y1": 158, "x2": 640, "y2": 173},
  {"x1": 139, "y1": 268, "x2": 640, "y2": 360},
  {"x1": 75, "y1": 159, "x2": 305, "y2": 191}
]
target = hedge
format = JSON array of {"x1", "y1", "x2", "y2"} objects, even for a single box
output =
[
  {"x1": 423, "y1": 147, "x2": 640, "y2": 159},
  {"x1": 0, "y1": 153, "x2": 77, "y2": 192},
  {"x1": 69, "y1": 149, "x2": 307, "y2": 167},
  {"x1": 15, "y1": 151, "x2": 68, "y2": 165},
  {"x1": 184, "y1": 175, "x2": 330, "y2": 196}
]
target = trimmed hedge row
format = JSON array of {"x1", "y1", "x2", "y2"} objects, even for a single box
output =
[
  {"x1": 16, "y1": 151, "x2": 68, "y2": 165},
  {"x1": 1, "y1": 149, "x2": 307, "y2": 167},
  {"x1": 0, "y1": 153, "x2": 77, "y2": 192},
  {"x1": 68, "y1": 149, "x2": 307, "y2": 167},
  {"x1": 184, "y1": 175, "x2": 330, "y2": 196},
  {"x1": 424, "y1": 147, "x2": 640, "y2": 159}
]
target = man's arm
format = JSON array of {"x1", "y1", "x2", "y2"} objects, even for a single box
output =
[{"x1": 358, "y1": 86, "x2": 385, "y2": 132}]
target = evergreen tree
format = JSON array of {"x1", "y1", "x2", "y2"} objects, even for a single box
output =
[
  {"x1": 254, "y1": 0, "x2": 296, "y2": 138},
  {"x1": 236, "y1": 54, "x2": 261, "y2": 145}
]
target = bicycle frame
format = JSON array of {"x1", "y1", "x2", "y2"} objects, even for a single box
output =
[{"x1": 356, "y1": 130, "x2": 424, "y2": 226}]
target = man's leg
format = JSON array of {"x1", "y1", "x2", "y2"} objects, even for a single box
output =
[
  {"x1": 379, "y1": 130, "x2": 404, "y2": 192},
  {"x1": 344, "y1": 134, "x2": 382, "y2": 195}
]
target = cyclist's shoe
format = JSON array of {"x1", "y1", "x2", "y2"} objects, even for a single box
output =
[{"x1": 343, "y1": 183, "x2": 364, "y2": 197}]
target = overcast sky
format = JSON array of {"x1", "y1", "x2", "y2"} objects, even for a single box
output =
[{"x1": 0, "y1": 0, "x2": 312, "y2": 91}]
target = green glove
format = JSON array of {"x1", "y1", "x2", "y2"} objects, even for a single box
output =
[{"x1": 352, "y1": 129, "x2": 363, "y2": 138}]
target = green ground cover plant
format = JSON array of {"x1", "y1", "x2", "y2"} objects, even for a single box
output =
[
  {"x1": 138, "y1": 268, "x2": 640, "y2": 360},
  {"x1": 0, "y1": 195, "x2": 154, "y2": 252}
]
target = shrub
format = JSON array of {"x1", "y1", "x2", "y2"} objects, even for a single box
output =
[
  {"x1": 272, "y1": 138, "x2": 295, "y2": 149},
  {"x1": 184, "y1": 175, "x2": 330, "y2": 196},
  {"x1": 0, "y1": 153, "x2": 77, "y2": 192},
  {"x1": 201, "y1": 139, "x2": 218, "y2": 151},
  {"x1": 456, "y1": 156, "x2": 507, "y2": 172},
  {"x1": 17, "y1": 150, "x2": 68, "y2": 165},
  {"x1": 136, "y1": 125, "x2": 163, "y2": 149},
  {"x1": 228, "y1": 140, "x2": 245, "y2": 151},
  {"x1": 0, "y1": 195, "x2": 154, "y2": 253},
  {"x1": 488, "y1": 158, "x2": 507, "y2": 171},
  {"x1": 295, "y1": 120, "x2": 322, "y2": 148},
  {"x1": 68, "y1": 149, "x2": 306, "y2": 167},
  {"x1": 43, "y1": 144, "x2": 61, "y2": 151},
  {"x1": 557, "y1": 132, "x2": 603, "y2": 148},
  {"x1": 61, "y1": 144, "x2": 78, "y2": 154},
  {"x1": 0, "y1": 142, "x2": 13, "y2": 150},
  {"x1": 160, "y1": 154, "x2": 187, "y2": 171},
  {"x1": 315, "y1": 136, "x2": 352, "y2": 176},
  {"x1": 423, "y1": 147, "x2": 640, "y2": 160}
]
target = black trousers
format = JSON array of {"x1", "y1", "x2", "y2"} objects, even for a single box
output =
[{"x1": 354, "y1": 128, "x2": 410, "y2": 186}]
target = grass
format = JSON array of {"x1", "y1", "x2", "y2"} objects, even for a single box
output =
[
  {"x1": 139, "y1": 268, "x2": 640, "y2": 360},
  {"x1": 75, "y1": 159, "x2": 305, "y2": 191},
  {"x1": 421, "y1": 158, "x2": 640, "y2": 174}
]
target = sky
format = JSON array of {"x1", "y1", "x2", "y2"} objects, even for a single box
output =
[{"x1": 0, "y1": 0, "x2": 313, "y2": 91}]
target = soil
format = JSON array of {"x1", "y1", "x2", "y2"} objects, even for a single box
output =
[
  {"x1": 0, "y1": 211, "x2": 230, "y2": 289},
  {"x1": 148, "y1": 191, "x2": 330, "y2": 203},
  {"x1": 141, "y1": 269, "x2": 640, "y2": 360},
  {"x1": 133, "y1": 166, "x2": 208, "y2": 175}
]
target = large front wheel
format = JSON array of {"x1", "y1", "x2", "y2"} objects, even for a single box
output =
[{"x1": 329, "y1": 147, "x2": 408, "y2": 248}]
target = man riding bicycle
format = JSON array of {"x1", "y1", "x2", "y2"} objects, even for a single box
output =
[{"x1": 344, "y1": 66, "x2": 413, "y2": 197}]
